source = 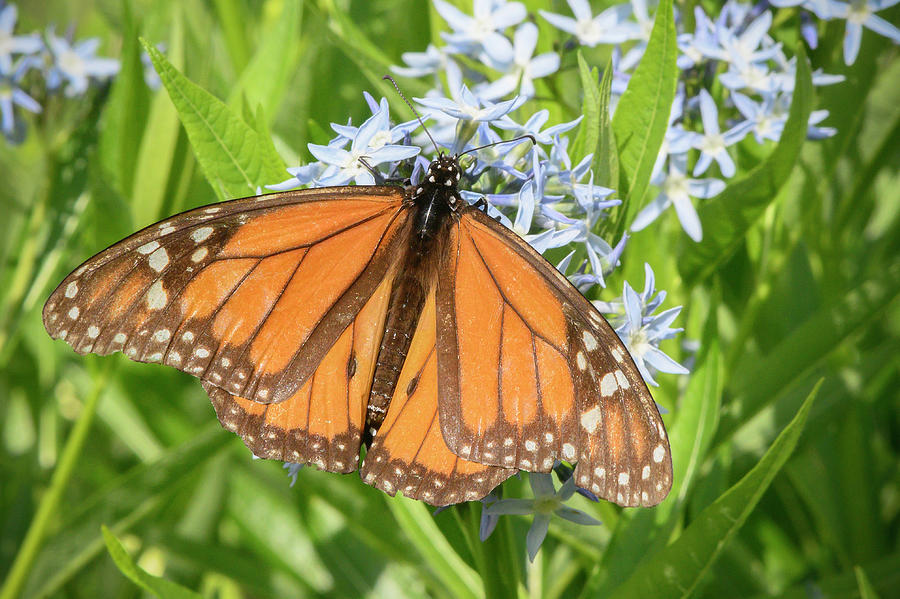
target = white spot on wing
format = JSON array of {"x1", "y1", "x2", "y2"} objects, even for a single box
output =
[
  {"x1": 113, "y1": 333, "x2": 126, "y2": 344},
  {"x1": 68, "y1": 307, "x2": 80, "y2": 320},
  {"x1": 580, "y1": 406, "x2": 602, "y2": 433},
  {"x1": 65, "y1": 282, "x2": 78, "y2": 298},
  {"x1": 614, "y1": 369, "x2": 630, "y2": 389},
  {"x1": 191, "y1": 247, "x2": 208, "y2": 262},
  {"x1": 582, "y1": 330, "x2": 599, "y2": 351},
  {"x1": 525, "y1": 440, "x2": 537, "y2": 451},
  {"x1": 600, "y1": 372, "x2": 617, "y2": 397},
  {"x1": 576, "y1": 351, "x2": 587, "y2": 371},
  {"x1": 146, "y1": 280, "x2": 167, "y2": 309},
  {"x1": 653, "y1": 444, "x2": 666, "y2": 463},
  {"x1": 87, "y1": 325, "x2": 100, "y2": 339},
  {"x1": 148, "y1": 247, "x2": 169, "y2": 272},
  {"x1": 159, "y1": 225, "x2": 176, "y2": 235},
  {"x1": 562, "y1": 443, "x2": 575, "y2": 460},
  {"x1": 153, "y1": 329, "x2": 171, "y2": 342},
  {"x1": 137, "y1": 241, "x2": 160, "y2": 254},
  {"x1": 618, "y1": 472, "x2": 630, "y2": 485},
  {"x1": 191, "y1": 227, "x2": 213, "y2": 242},
  {"x1": 611, "y1": 348, "x2": 624, "y2": 362},
  {"x1": 195, "y1": 348, "x2": 210, "y2": 358},
  {"x1": 642, "y1": 465, "x2": 650, "y2": 480}
]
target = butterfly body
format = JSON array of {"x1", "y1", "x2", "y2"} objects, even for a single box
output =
[
  {"x1": 44, "y1": 154, "x2": 673, "y2": 507},
  {"x1": 364, "y1": 155, "x2": 461, "y2": 444}
]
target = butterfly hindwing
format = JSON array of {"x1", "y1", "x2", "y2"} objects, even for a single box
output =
[
  {"x1": 43, "y1": 187, "x2": 409, "y2": 405},
  {"x1": 202, "y1": 271, "x2": 395, "y2": 471},
  {"x1": 436, "y1": 208, "x2": 672, "y2": 507},
  {"x1": 361, "y1": 287, "x2": 516, "y2": 505}
]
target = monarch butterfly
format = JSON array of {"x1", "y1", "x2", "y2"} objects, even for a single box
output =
[{"x1": 43, "y1": 139, "x2": 672, "y2": 507}]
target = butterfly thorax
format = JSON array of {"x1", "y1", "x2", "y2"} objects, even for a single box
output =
[{"x1": 363, "y1": 156, "x2": 462, "y2": 446}]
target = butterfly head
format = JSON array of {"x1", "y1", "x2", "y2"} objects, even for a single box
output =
[{"x1": 425, "y1": 155, "x2": 462, "y2": 190}]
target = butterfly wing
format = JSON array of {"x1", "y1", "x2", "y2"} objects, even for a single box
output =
[
  {"x1": 43, "y1": 187, "x2": 410, "y2": 405},
  {"x1": 436, "y1": 208, "x2": 673, "y2": 507},
  {"x1": 361, "y1": 287, "x2": 516, "y2": 505},
  {"x1": 202, "y1": 271, "x2": 395, "y2": 471}
]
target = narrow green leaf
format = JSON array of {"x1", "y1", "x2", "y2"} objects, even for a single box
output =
[
  {"x1": 102, "y1": 526, "x2": 203, "y2": 599},
  {"x1": 131, "y1": 12, "x2": 183, "y2": 227},
  {"x1": 572, "y1": 51, "x2": 600, "y2": 165},
  {"x1": 678, "y1": 47, "x2": 813, "y2": 285},
  {"x1": 854, "y1": 566, "x2": 882, "y2": 599},
  {"x1": 141, "y1": 40, "x2": 286, "y2": 200},
  {"x1": 608, "y1": 381, "x2": 821, "y2": 599},
  {"x1": 595, "y1": 59, "x2": 619, "y2": 191},
  {"x1": 98, "y1": 0, "x2": 151, "y2": 198},
  {"x1": 211, "y1": 0, "x2": 250, "y2": 73},
  {"x1": 229, "y1": 0, "x2": 303, "y2": 122},
  {"x1": 611, "y1": 0, "x2": 677, "y2": 221},
  {"x1": 386, "y1": 497, "x2": 481, "y2": 599},
  {"x1": 717, "y1": 262, "x2": 900, "y2": 445}
]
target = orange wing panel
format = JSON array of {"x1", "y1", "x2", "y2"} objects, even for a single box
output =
[
  {"x1": 361, "y1": 290, "x2": 515, "y2": 506},
  {"x1": 205, "y1": 271, "x2": 395, "y2": 472}
]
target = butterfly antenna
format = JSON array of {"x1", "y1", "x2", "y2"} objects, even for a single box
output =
[
  {"x1": 383, "y1": 74, "x2": 440, "y2": 155},
  {"x1": 456, "y1": 134, "x2": 537, "y2": 158}
]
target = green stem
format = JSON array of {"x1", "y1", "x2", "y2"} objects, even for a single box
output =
[{"x1": 0, "y1": 366, "x2": 109, "y2": 599}]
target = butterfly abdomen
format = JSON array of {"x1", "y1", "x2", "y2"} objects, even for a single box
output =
[{"x1": 364, "y1": 181, "x2": 456, "y2": 446}]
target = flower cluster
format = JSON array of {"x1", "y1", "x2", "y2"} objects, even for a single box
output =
[{"x1": 0, "y1": 2, "x2": 119, "y2": 139}]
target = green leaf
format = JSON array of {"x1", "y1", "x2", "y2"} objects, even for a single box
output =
[
  {"x1": 228, "y1": 0, "x2": 303, "y2": 122},
  {"x1": 386, "y1": 496, "x2": 481, "y2": 599},
  {"x1": 595, "y1": 59, "x2": 619, "y2": 191},
  {"x1": 855, "y1": 566, "x2": 882, "y2": 599},
  {"x1": 678, "y1": 47, "x2": 814, "y2": 285},
  {"x1": 141, "y1": 40, "x2": 286, "y2": 200},
  {"x1": 611, "y1": 0, "x2": 677, "y2": 226},
  {"x1": 102, "y1": 526, "x2": 203, "y2": 599},
  {"x1": 131, "y1": 11, "x2": 184, "y2": 227},
  {"x1": 98, "y1": 0, "x2": 151, "y2": 199},
  {"x1": 608, "y1": 380, "x2": 822, "y2": 599},
  {"x1": 716, "y1": 262, "x2": 900, "y2": 445},
  {"x1": 572, "y1": 51, "x2": 600, "y2": 166}
]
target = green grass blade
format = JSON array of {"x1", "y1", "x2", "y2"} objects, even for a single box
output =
[
  {"x1": 717, "y1": 262, "x2": 900, "y2": 445},
  {"x1": 102, "y1": 526, "x2": 203, "y2": 599},
  {"x1": 386, "y1": 497, "x2": 482, "y2": 599},
  {"x1": 572, "y1": 51, "x2": 600, "y2": 166},
  {"x1": 611, "y1": 0, "x2": 677, "y2": 221},
  {"x1": 608, "y1": 380, "x2": 822, "y2": 599}
]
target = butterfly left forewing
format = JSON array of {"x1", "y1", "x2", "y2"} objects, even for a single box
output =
[
  {"x1": 436, "y1": 208, "x2": 672, "y2": 507},
  {"x1": 361, "y1": 287, "x2": 516, "y2": 505},
  {"x1": 44, "y1": 187, "x2": 409, "y2": 405}
]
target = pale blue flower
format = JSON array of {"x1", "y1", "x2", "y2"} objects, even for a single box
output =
[
  {"x1": 494, "y1": 109, "x2": 582, "y2": 149},
  {"x1": 485, "y1": 473, "x2": 601, "y2": 561},
  {"x1": 480, "y1": 22, "x2": 560, "y2": 99},
  {"x1": 392, "y1": 44, "x2": 447, "y2": 78},
  {"x1": 828, "y1": 0, "x2": 900, "y2": 64},
  {"x1": 731, "y1": 89, "x2": 786, "y2": 143},
  {"x1": 632, "y1": 153, "x2": 725, "y2": 242},
  {"x1": 434, "y1": 0, "x2": 526, "y2": 64},
  {"x1": 0, "y1": 59, "x2": 40, "y2": 135},
  {"x1": 283, "y1": 463, "x2": 304, "y2": 487},
  {"x1": 539, "y1": 0, "x2": 637, "y2": 47},
  {"x1": 45, "y1": 32, "x2": 119, "y2": 96},
  {"x1": 595, "y1": 264, "x2": 689, "y2": 386},
  {"x1": 0, "y1": 3, "x2": 41, "y2": 72},
  {"x1": 691, "y1": 89, "x2": 750, "y2": 178}
]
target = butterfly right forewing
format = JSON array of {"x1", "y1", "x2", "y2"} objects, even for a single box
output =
[{"x1": 43, "y1": 187, "x2": 410, "y2": 405}]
